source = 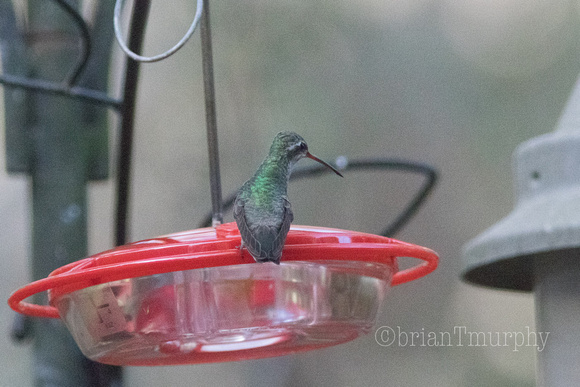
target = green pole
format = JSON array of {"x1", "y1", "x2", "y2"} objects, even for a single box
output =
[{"x1": 2, "y1": 1, "x2": 118, "y2": 385}]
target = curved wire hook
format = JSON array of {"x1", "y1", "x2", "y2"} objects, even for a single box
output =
[
  {"x1": 53, "y1": 0, "x2": 91, "y2": 86},
  {"x1": 114, "y1": 0, "x2": 203, "y2": 62},
  {"x1": 198, "y1": 157, "x2": 438, "y2": 237},
  {"x1": 0, "y1": 0, "x2": 100, "y2": 100}
]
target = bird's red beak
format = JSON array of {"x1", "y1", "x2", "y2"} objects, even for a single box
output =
[{"x1": 306, "y1": 152, "x2": 343, "y2": 177}]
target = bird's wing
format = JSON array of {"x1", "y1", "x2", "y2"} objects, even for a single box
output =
[
  {"x1": 233, "y1": 193, "x2": 266, "y2": 259},
  {"x1": 267, "y1": 196, "x2": 293, "y2": 263},
  {"x1": 233, "y1": 195, "x2": 293, "y2": 264},
  {"x1": 233, "y1": 194, "x2": 256, "y2": 251}
]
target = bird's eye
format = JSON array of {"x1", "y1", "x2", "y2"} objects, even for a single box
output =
[{"x1": 298, "y1": 142, "x2": 307, "y2": 151}]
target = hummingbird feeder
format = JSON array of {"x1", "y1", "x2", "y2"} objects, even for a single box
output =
[
  {"x1": 7, "y1": 0, "x2": 439, "y2": 367},
  {"x1": 9, "y1": 222, "x2": 437, "y2": 365}
]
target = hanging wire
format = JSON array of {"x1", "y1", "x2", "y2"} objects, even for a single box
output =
[
  {"x1": 113, "y1": 0, "x2": 203, "y2": 63},
  {"x1": 198, "y1": 157, "x2": 438, "y2": 237},
  {"x1": 115, "y1": 0, "x2": 222, "y2": 239}
]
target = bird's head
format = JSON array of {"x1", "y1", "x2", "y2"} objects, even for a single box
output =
[{"x1": 270, "y1": 132, "x2": 343, "y2": 177}]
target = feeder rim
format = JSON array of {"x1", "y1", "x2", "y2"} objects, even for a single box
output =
[{"x1": 8, "y1": 224, "x2": 438, "y2": 319}]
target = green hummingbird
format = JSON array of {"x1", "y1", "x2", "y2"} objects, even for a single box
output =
[{"x1": 234, "y1": 131, "x2": 343, "y2": 264}]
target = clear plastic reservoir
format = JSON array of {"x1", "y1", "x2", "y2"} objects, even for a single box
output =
[{"x1": 55, "y1": 260, "x2": 392, "y2": 365}]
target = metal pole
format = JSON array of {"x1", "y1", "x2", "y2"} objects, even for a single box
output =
[
  {"x1": 200, "y1": 0, "x2": 224, "y2": 227},
  {"x1": 535, "y1": 253, "x2": 580, "y2": 386},
  {"x1": 115, "y1": 0, "x2": 152, "y2": 246}
]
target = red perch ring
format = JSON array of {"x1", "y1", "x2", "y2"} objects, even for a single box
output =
[{"x1": 8, "y1": 223, "x2": 438, "y2": 365}]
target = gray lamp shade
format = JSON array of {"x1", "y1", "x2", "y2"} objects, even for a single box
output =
[{"x1": 462, "y1": 77, "x2": 580, "y2": 291}]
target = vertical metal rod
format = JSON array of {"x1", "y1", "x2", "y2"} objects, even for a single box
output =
[
  {"x1": 535, "y1": 254, "x2": 580, "y2": 386},
  {"x1": 115, "y1": 0, "x2": 152, "y2": 246},
  {"x1": 200, "y1": 0, "x2": 223, "y2": 227}
]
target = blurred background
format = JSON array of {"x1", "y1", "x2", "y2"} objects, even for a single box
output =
[{"x1": 2, "y1": 0, "x2": 580, "y2": 385}]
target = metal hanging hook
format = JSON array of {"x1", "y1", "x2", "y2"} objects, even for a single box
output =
[{"x1": 114, "y1": 0, "x2": 203, "y2": 62}]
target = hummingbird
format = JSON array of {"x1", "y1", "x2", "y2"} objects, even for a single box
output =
[{"x1": 234, "y1": 131, "x2": 343, "y2": 264}]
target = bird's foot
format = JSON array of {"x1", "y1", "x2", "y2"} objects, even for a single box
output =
[{"x1": 237, "y1": 240, "x2": 245, "y2": 258}]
